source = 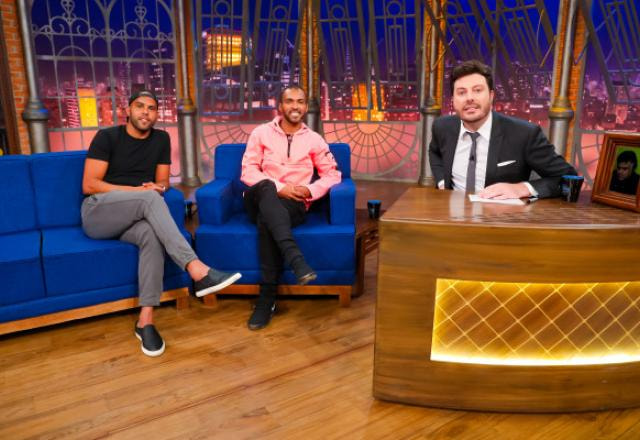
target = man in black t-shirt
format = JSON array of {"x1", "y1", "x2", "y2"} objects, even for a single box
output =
[{"x1": 82, "y1": 90, "x2": 241, "y2": 357}]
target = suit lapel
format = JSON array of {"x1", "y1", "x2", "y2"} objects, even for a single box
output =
[
  {"x1": 485, "y1": 112, "x2": 504, "y2": 187},
  {"x1": 443, "y1": 117, "x2": 461, "y2": 188}
]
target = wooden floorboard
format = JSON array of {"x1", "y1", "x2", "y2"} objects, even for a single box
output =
[
  {"x1": 3, "y1": 252, "x2": 640, "y2": 439},
  {"x1": 2, "y1": 181, "x2": 640, "y2": 439}
]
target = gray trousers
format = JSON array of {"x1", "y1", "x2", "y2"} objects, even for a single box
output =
[{"x1": 81, "y1": 190, "x2": 197, "y2": 307}]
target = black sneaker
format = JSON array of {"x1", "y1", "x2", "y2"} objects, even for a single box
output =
[
  {"x1": 291, "y1": 258, "x2": 317, "y2": 285},
  {"x1": 134, "y1": 323, "x2": 165, "y2": 357},
  {"x1": 248, "y1": 296, "x2": 276, "y2": 330},
  {"x1": 194, "y1": 268, "x2": 242, "y2": 297}
]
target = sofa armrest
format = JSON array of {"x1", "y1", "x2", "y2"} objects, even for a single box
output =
[
  {"x1": 196, "y1": 179, "x2": 234, "y2": 225},
  {"x1": 164, "y1": 187, "x2": 186, "y2": 230},
  {"x1": 329, "y1": 178, "x2": 356, "y2": 225}
]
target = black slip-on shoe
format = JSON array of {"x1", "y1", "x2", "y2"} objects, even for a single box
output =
[
  {"x1": 247, "y1": 296, "x2": 276, "y2": 330},
  {"x1": 194, "y1": 268, "x2": 242, "y2": 297},
  {"x1": 134, "y1": 323, "x2": 165, "y2": 357}
]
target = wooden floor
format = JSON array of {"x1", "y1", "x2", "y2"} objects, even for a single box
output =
[{"x1": 2, "y1": 181, "x2": 640, "y2": 439}]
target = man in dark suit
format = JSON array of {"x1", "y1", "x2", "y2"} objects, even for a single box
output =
[{"x1": 429, "y1": 60, "x2": 576, "y2": 199}]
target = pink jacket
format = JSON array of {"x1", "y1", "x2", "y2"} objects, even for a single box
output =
[{"x1": 241, "y1": 116, "x2": 341, "y2": 207}]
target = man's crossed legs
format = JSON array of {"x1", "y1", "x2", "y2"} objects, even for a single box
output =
[
  {"x1": 243, "y1": 180, "x2": 317, "y2": 330},
  {"x1": 81, "y1": 190, "x2": 241, "y2": 356}
]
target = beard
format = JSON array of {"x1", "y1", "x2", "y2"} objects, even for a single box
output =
[
  {"x1": 461, "y1": 114, "x2": 486, "y2": 123},
  {"x1": 459, "y1": 104, "x2": 491, "y2": 124},
  {"x1": 282, "y1": 110, "x2": 303, "y2": 125},
  {"x1": 130, "y1": 116, "x2": 153, "y2": 133}
]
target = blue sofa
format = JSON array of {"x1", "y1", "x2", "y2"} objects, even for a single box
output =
[
  {"x1": 0, "y1": 151, "x2": 190, "y2": 335},
  {"x1": 194, "y1": 143, "x2": 356, "y2": 306}
]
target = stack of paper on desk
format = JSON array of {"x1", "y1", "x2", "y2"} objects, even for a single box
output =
[{"x1": 468, "y1": 194, "x2": 526, "y2": 206}]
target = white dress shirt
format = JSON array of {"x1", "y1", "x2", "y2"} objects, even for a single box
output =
[{"x1": 437, "y1": 113, "x2": 536, "y2": 196}]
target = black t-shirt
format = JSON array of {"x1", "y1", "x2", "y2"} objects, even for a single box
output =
[{"x1": 86, "y1": 125, "x2": 171, "y2": 187}]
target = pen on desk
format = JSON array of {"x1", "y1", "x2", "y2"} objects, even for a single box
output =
[{"x1": 526, "y1": 197, "x2": 539, "y2": 204}]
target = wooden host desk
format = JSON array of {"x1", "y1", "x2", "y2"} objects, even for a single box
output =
[{"x1": 374, "y1": 187, "x2": 640, "y2": 412}]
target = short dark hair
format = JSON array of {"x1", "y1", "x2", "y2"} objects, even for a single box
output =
[
  {"x1": 450, "y1": 60, "x2": 494, "y2": 95},
  {"x1": 278, "y1": 84, "x2": 306, "y2": 104},
  {"x1": 617, "y1": 150, "x2": 638, "y2": 168},
  {"x1": 129, "y1": 89, "x2": 158, "y2": 106}
]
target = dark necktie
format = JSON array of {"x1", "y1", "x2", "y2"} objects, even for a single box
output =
[{"x1": 465, "y1": 131, "x2": 480, "y2": 193}]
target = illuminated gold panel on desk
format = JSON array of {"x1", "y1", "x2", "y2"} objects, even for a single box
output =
[{"x1": 432, "y1": 279, "x2": 640, "y2": 366}]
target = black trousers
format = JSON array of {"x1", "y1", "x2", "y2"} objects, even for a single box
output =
[{"x1": 244, "y1": 180, "x2": 307, "y2": 291}]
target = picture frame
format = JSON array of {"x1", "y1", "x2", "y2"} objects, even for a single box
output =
[{"x1": 592, "y1": 132, "x2": 640, "y2": 212}]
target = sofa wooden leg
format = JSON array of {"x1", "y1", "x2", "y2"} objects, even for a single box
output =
[
  {"x1": 203, "y1": 294, "x2": 218, "y2": 308},
  {"x1": 176, "y1": 296, "x2": 190, "y2": 310},
  {"x1": 339, "y1": 290, "x2": 351, "y2": 307}
]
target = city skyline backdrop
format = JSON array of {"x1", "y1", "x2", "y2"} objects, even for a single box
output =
[{"x1": 27, "y1": 0, "x2": 640, "y2": 183}]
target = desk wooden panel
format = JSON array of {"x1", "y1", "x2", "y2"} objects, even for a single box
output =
[{"x1": 374, "y1": 187, "x2": 640, "y2": 412}]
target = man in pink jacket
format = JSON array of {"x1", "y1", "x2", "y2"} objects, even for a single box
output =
[{"x1": 241, "y1": 85, "x2": 341, "y2": 330}]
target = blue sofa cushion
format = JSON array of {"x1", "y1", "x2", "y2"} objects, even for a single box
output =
[
  {"x1": 31, "y1": 151, "x2": 186, "y2": 230},
  {"x1": 42, "y1": 227, "x2": 138, "y2": 296},
  {"x1": 164, "y1": 188, "x2": 187, "y2": 230},
  {"x1": 31, "y1": 151, "x2": 86, "y2": 228},
  {"x1": 196, "y1": 179, "x2": 235, "y2": 226},
  {"x1": 0, "y1": 231, "x2": 46, "y2": 306},
  {"x1": 0, "y1": 268, "x2": 190, "y2": 324},
  {"x1": 0, "y1": 284, "x2": 135, "y2": 323},
  {"x1": 214, "y1": 143, "x2": 245, "y2": 180},
  {"x1": 329, "y1": 143, "x2": 351, "y2": 178},
  {"x1": 0, "y1": 156, "x2": 37, "y2": 234},
  {"x1": 195, "y1": 212, "x2": 355, "y2": 284},
  {"x1": 42, "y1": 226, "x2": 191, "y2": 297}
]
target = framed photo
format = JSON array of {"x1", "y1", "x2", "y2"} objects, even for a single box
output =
[{"x1": 592, "y1": 132, "x2": 640, "y2": 212}]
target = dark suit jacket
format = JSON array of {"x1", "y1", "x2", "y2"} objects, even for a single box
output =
[
  {"x1": 428, "y1": 112, "x2": 577, "y2": 198},
  {"x1": 610, "y1": 171, "x2": 640, "y2": 195}
]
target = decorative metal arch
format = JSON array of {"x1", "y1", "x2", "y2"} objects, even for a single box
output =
[
  {"x1": 195, "y1": 0, "x2": 302, "y2": 179},
  {"x1": 316, "y1": 0, "x2": 422, "y2": 180},
  {"x1": 192, "y1": 1, "x2": 560, "y2": 181},
  {"x1": 319, "y1": 1, "x2": 558, "y2": 180},
  {"x1": 439, "y1": 0, "x2": 557, "y2": 126},
  {"x1": 31, "y1": 0, "x2": 177, "y2": 151},
  {"x1": 318, "y1": 0, "x2": 368, "y2": 117}
]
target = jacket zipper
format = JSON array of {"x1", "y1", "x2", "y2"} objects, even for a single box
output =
[{"x1": 286, "y1": 134, "x2": 293, "y2": 158}]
